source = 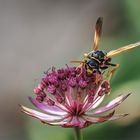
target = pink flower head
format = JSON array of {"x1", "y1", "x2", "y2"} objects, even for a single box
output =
[{"x1": 20, "y1": 67, "x2": 130, "y2": 128}]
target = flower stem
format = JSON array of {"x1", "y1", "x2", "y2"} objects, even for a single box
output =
[{"x1": 74, "y1": 127, "x2": 83, "y2": 140}]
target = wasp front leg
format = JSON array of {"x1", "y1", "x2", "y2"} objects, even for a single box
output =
[
  {"x1": 70, "y1": 60, "x2": 85, "y2": 69},
  {"x1": 70, "y1": 60, "x2": 86, "y2": 75}
]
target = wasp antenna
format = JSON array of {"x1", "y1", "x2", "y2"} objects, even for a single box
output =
[
  {"x1": 70, "y1": 60, "x2": 84, "y2": 64},
  {"x1": 107, "y1": 41, "x2": 140, "y2": 58},
  {"x1": 93, "y1": 17, "x2": 103, "y2": 51}
]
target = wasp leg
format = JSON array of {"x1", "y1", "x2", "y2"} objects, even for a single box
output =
[
  {"x1": 106, "y1": 64, "x2": 120, "y2": 81},
  {"x1": 70, "y1": 60, "x2": 87, "y2": 76},
  {"x1": 95, "y1": 71, "x2": 102, "y2": 85}
]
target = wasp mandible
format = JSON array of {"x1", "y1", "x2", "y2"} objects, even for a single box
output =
[{"x1": 71, "y1": 17, "x2": 140, "y2": 80}]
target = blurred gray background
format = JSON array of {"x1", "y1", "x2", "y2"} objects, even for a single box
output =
[{"x1": 0, "y1": 0, "x2": 140, "y2": 140}]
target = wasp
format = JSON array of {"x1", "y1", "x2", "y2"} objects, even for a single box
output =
[{"x1": 71, "y1": 17, "x2": 140, "y2": 80}]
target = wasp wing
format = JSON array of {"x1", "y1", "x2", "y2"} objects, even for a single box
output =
[
  {"x1": 93, "y1": 17, "x2": 103, "y2": 51},
  {"x1": 107, "y1": 41, "x2": 140, "y2": 58}
]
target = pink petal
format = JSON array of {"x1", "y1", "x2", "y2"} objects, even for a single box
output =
[
  {"x1": 84, "y1": 80, "x2": 108, "y2": 111},
  {"x1": 45, "y1": 117, "x2": 72, "y2": 126},
  {"x1": 82, "y1": 110, "x2": 115, "y2": 123},
  {"x1": 65, "y1": 116, "x2": 80, "y2": 127},
  {"x1": 90, "y1": 93, "x2": 131, "y2": 115},
  {"x1": 85, "y1": 95, "x2": 105, "y2": 111},
  {"x1": 109, "y1": 113, "x2": 128, "y2": 121},
  {"x1": 64, "y1": 87, "x2": 74, "y2": 107},
  {"x1": 61, "y1": 116, "x2": 86, "y2": 128},
  {"x1": 29, "y1": 97, "x2": 68, "y2": 116},
  {"x1": 20, "y1": 105, "x2": 67, "y2": 122}
]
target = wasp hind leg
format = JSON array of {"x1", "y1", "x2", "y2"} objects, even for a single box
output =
[{"x1": 106, "y1": 64, "x2": 120, "y2": 81}]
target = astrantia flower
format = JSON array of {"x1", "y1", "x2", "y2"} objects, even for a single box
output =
[{"x1": 20, "y1": 67, "x2": 130, "y2": 128}]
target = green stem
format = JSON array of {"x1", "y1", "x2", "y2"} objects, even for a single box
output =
[{"x1": 74, "y1": 127, "x2": 83, "y2": 140}]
